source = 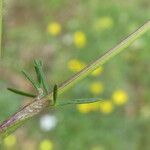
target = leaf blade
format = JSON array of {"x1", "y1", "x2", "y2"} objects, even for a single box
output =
[
  {"x1": 56, "y1": 98, "x2": 102, "y2": 106},
  {"x1": 7, "y1": 87, "x2": 36, "y2": 98},
  {"x1": 34, "y1": 60, "x2": 49, "y2": 94},
  {"x1": 53, "y1": 84, "x2": 58, "y2": 105},
  {"x1": 22, "y1": 70, "x2": 39, "y2": 91}
]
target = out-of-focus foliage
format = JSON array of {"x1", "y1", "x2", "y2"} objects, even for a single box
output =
[{"x1": 0, "y1": 0, "x2": 150, "y2": 149}]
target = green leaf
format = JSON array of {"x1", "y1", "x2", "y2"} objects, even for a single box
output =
[
  {"x1": 34, "y1": 60, "x2": 43, "y2": 86},
  {"x1": 34, "y1": 65, "x2": 42, "y2": 86},
  {"x1": 53, "y1": 84, "x2": 58, "y2": 105},
  {"x1": 34, "y1": 60, "x2": 49, "y2": 94},
  {"x1": 56, "y1": 98, "x2": 102, "y2": 106},
  {"x1": 7, "y1": 88, "x2": 36, "y2": 98},
  {"x1": 22, "y1": 70, "x2": 39, "y2": 91}
]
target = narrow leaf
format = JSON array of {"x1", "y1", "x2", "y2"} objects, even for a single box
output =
[
  {"x1": 53, "y1": 84, "x2": 58, "y2": 105},
  {"x1": 22, "y1": 70, "x2": 39, "y2": 91},
  {"x1": 56, "y1": 98, "x2": 102, "y2": 106},
  {"x1": 34, "y1": 60, "x2": 42, "y2": 85},
  {"x1": 7, "y1": 88, "x2": 36, "y2": 98},
  {"x1": 34, "y1": 65, "x2": 42, "y2": 85},
  {"x1": 34, "y1": 60, "x2": 49, "y2": 94}
]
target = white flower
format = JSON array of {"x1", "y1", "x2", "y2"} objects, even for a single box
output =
[{"x1": 40, "y1": 114, "x2": 57, "y2": 131}]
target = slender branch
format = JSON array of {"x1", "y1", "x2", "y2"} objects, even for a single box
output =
[
  {"x1": 0, "y1": 0, "x2": 2, "y2": 56},
  {"x1": 56, "y1": 21, "x2": 150, "y2": 95},
  {"x1": 0, "y1": 21, "x2": 150, "y2": 140}
]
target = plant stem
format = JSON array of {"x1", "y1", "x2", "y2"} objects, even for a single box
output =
[
  {"x1": 56, "y1": 21, "x2": 150, "y2": 96},
  {"x1": 0, "y1": 21, "x2": 150, "y2": 140},
  {"x1": 0, "y1": 0, "x2": 2, "y2": 56}
]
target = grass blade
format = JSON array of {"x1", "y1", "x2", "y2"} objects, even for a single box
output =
[
  {"x1": 34, "y1": 65, "x2": 42, "y2": 85},
  {"x1": 34, "y1": 60, "x2": 49, "y2": 94},
  {"x1": 22, "y1": 70, "x2": 39, "y2": 91},
  {"x1": 53, "y1": 84, "x2": 58, "y2": 105},
  {"x1": 7, "y1": 88, "x2": 36, "y2": 98},
  {"x1": 56, "y1": 98, "x2": 102, "y2": 106},
  {"x1": 34, "y1": 60, "x2": 42, "y2": 86}
]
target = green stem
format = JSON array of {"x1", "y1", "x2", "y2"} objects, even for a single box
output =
[
  {"x1": 0, "y1": 0, "x2": 2, "y2": 56},
  {"x1": 48, "y1": 20, "x2": 150, "y2": 97},
  {"x1": 0, "y1": 21, "x2": 149, "y2": 140}
]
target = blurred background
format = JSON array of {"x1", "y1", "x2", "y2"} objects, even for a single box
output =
[{"x1": 0, "y1": 0, "x2": 150, "y2": 149}]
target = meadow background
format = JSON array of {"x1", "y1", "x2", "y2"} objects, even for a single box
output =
[{"x1": 0, "y1": 0, "x2": 150, "y2": 149}]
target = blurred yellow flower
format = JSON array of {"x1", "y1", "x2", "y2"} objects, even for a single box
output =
[
  {"x1": 77, "y1": 102, "x2": 100, "y2": 113},
  {"x1": 94, "y1": 16, "x2": 114, "y2": 31},
  {"x1": 89, "y1": 101, "x2": 100, "y2": 111},
  {"x1": 68, "y1": 59, "x2": 86, "y2": 72},
  {"x1": 4, "y1": 135, "x2": 17, "y2": 147},
  {"x1": 90, "y1": 82, "x2": 104, "y2": 95},
  {"x1": 112, "y1": 90, "x2": 128, "y2": 105},
  {"x1": 39, "y1": 139, "x2": 53, "y2": 150},
  {"x1": 99, "y1": 100, "x2": 113, "y2": 114},
  {"x1": 91, "y1": 67, "x2": 103, "y2": 76},
  {"x1": 92, "y1": 146, "x2": 104, "y2": 150},
  {"x1": 73, "y1": 31, "x2": 87, "y2": 48},
  {"x1": 47, "y1": 22, "x2": 61, "y2": 36},
  {"x1": 77, "y1": 104, "x2": 92, "y2": 113}
]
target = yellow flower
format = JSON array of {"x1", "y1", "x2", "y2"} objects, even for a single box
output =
[
  {"x1": 39, "y1": 139, "x2": 53, "y2": 150},
  {"x1": 91, "y1": 67, "x2": 103, "y2": 76},
  {"x1": 94, "y1": 16, "x2": 114, "y2": 31},
  {"x1": 47, "y1": 22, "x2": 61, "y2": 36},
  {"x1": 73, "y1": 31, "x2": 87, "y2": 48},
  {"x1": 68, "y1": 59, "x2": 86, "y2": 72},
  {"x1": 77, "y1": 104, "x2": 92, "y2": 113},
  {"x1": 112, "y1": 90, "x2": 128, "y2": 105},
  {"x1": 4, "y1": 135, "x2": 17, "y2": 147},
  {"x1": 77, "y1": 102, "x2": 100, "y2": 113},
  {"x1": 99, "y1": 100, "x2": 113, "y2": 114},
  {"x1": 90, "y1": 82, "x2": 104, "y2": 95},
  {"x1": 88, "y1": 101, "x2": 100, "y2": 111}
]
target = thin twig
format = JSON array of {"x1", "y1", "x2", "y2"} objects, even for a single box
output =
[{"x1": 0, "y1": 21, "x2": 149, "y2": 140}]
